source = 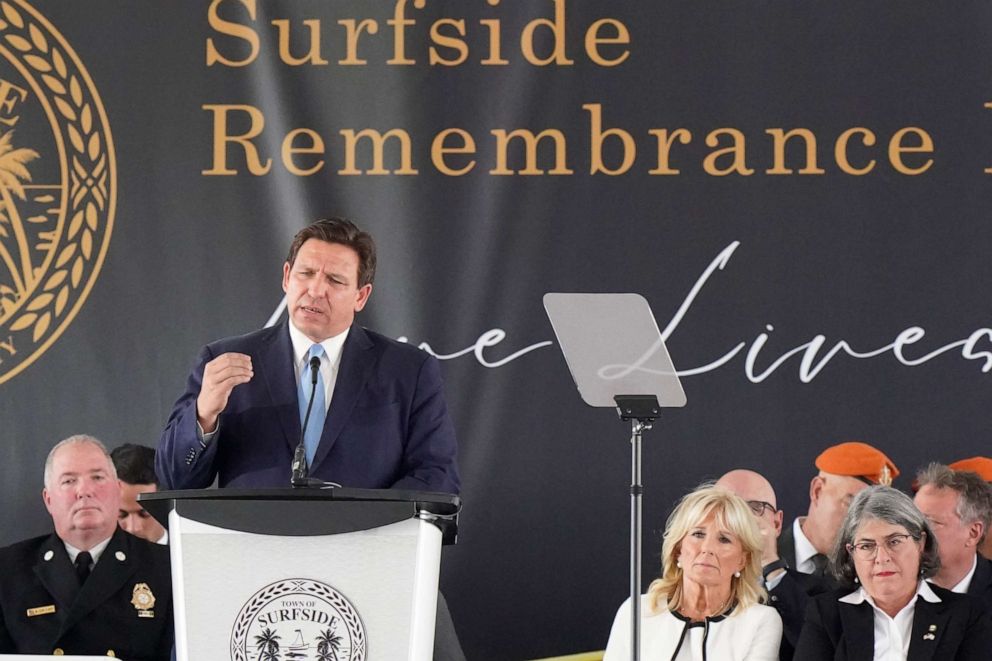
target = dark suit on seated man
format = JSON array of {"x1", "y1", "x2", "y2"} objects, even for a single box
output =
[
  {"x1": 914, "y1": 462, "x2": 992, "y2": 612},
  {"x1": 717, "y1": 469, "x2": 829, "y2": 661},
  {"x1": 156, "y1": 217, "x2": 463, "y2": 660},
  {"x1": 0, "y1": 435, "x2": 173, "y2": 660},
  {"x1": 156, "y1": 218, "x2": 459, "y2": 494}
]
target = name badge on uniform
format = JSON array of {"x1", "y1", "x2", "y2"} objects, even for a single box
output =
[{"x1": 26, "y1": 604, "x2": 56, "y2": 617}]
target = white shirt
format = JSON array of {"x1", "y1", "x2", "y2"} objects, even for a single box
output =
[
  {"x1": 948, "y1": 554, "x2": 978, "y2": 594},
  {"x1": 604, "y1": 595, "x2": 782, "y2": 661},
  {"x1": 838, "y1": 580, "x2": 941, "y2": 661},
  {"x1": 792, "y1": 517, "x2": 821, "y2": 574},
  {"x1": 288, "y1": 321, "x2": 349, "y2": 415},
  {"x1": 64, "y1": 535, "x2": 112, "y2": 566}
]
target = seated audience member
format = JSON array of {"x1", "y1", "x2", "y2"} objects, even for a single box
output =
[
  {"x1": 111, "y1": 443, "x2": 167, "y2": 544},
  {"x1": 914, "y1": 462, "x2": 992, "y2": 610},
  {"x1": 0, "y1": 435, "x2": 173, "y2": 659},
  {"x1": 717, "y1": 469, "x2": 828, "y2": 660},
  {"x1": 795, "y1": 486, "x2": 992, "y2": 660},
  {"x1": 948, "y1": 457, "x2": 992, "y2": 560},
  {"x1": 604, "y1": 485, "x2": 783, "y2": 660},
  {"x1": 780, "y1": 441, "x2": 898, "y2": 580}
]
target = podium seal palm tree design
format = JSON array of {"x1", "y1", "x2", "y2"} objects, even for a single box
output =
[
  {"x1": 231, "y1": 579, "x2": 367, "y2": 661},
  {"x1": 0, "y1": 0, "x2": 115, "y2": 385}
]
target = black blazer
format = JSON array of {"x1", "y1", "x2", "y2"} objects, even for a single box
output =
[
  {"x1": 966, "y1": 555, "x2": 992, "y2": 613},
  {"x1": 0, "y1": 527, "x2": 173, "y2": 660},
  {"x1": 795, "y1": 583, "x2": 992, "y2": 660}
]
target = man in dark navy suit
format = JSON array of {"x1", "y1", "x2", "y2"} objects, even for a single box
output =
[
  {"x1": 914, "y1": 462, "x2": 992, "y2": 612},
  {"x1": 155, "y1": 217, "x2": 459, "y2": 494},
  {"x1": 0, "y1": 435, "x2": 173, "y2": 659},
  {"x1": 155, "y1": 217, "x2": 464, "y2": 660},
  {"x1": 717, "y1": 468, "x2": 828, "y2": 661}
]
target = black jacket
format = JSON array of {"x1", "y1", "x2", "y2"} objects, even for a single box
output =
[
  {"x1": 794, "y1": 583, "x2": 992, "y2": 660},
  {"x1": 0, "y1": 527, "x2": 173, "y2": 660}
]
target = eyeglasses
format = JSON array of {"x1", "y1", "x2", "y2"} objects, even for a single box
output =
[
  {"x1": 846, "y1": 534, "x2": 918, "y2": 560},
  {"x1": 746, "y1": 500, "x2": 776, "y2": 517}
]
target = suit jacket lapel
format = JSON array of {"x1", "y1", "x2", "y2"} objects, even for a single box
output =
[
  {"x1": 838, "y1": 601, "x2": 875, "y2": 661},
  {"x1": 967, "y1": 556, "x2": 992, "y2": 599},
  {"x1": 257, "y1": 321, "x2": 301, "y2": 455},
  {"x1": 32, "y1": 534, "x2": 80, "y2": 614},
  {"x1": 908, "y1": 595, "x2": 951, "y2": 661},
  {"x1": 58, "y1": 528, "x2": 138, "y2": 638},
  {"x1": 311, "y1": 326, "x2": 374, "y2": 470}
]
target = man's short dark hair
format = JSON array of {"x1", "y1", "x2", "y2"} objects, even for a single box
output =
[
  {"x1": 285, "y1": 217, "x2": 377, "y2": 287},
  {"x1": 111, "y1": 443, "x2": 158, "y2": 486}
]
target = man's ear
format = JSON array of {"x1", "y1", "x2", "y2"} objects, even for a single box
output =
[
  {"x1": 809, "y1": 475, "x2": 825, "y2": 507},
  {"x1": 967, "y1": 521, "x2": 984, "y2": 548}
]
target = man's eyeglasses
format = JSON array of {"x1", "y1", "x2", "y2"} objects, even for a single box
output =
[
  {"x1": 746, "y1": 500, "x2": 776, "y2": 517},
  {"x1": 846, "y1": 533, "x2": 918, "y2": 560}
]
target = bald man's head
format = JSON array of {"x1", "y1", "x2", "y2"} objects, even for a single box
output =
[
  {"x1": 717, "y1": 469, "x2": 783, "y2": 565},
  {"x1": 717, "y1": 469, "x2": 777, "y2": 508}
]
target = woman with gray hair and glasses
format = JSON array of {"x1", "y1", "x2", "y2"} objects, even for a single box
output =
[{"x1": 795, "y1": 486, "x2": 992, "y2": 660}]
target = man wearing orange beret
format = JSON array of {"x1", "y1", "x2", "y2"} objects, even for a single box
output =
[
  {"x1": 949, "y1": 457, "x2": 992, "y2": 560},
  {"x1": 778, "y1": 441, "x2": 899, "y2": 580}
]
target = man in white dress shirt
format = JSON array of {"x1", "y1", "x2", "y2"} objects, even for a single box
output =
[{"x1": 914, "y1": 462, "x2": 992, "y2": 611}]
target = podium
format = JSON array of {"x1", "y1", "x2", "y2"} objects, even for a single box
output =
[{"x1": 142, "y1": 488, "x2": 459, "y2": 661}]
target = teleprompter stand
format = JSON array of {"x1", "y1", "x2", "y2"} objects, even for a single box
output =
[{"x1": 545, "y1": 294, "x2": 686, "y2": 661}]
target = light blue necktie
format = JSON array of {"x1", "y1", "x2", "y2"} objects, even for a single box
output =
[{"x1": 299, "y1": 344, "x2": 326, "y2": 465}]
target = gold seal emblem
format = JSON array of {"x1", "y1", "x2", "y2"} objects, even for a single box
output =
[
  {"x1": 131, "y1": 582, "x2": 155, "y2": 617},
  {"x1": 0, "y1": 0, "x2": 115, "y2": 385}
]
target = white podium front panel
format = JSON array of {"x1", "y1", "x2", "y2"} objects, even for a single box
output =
[{"x1": 170, "y1": 512, "x2": 441, "y2": 661}]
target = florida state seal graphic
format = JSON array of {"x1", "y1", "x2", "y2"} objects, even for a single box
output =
[
  {"x1": 231, "y1": 579, "x2": 368, "y2": 661},
  {"x1": 0, "y1": 0, "x2": 115, "y2": 385}
]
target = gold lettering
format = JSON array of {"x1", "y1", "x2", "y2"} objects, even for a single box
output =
[
  {"x1": 202, "y1": 104, "x2": 272, "y2": 175},
  {"x1": 430, "y1": 20, "x2": 468, "y2": 66},
  {"x1": 337, "y1": 19, "x2": 378, "y2": 65},
  {"x1": 766, "y1": 128, "x2": 825, "y2": 175},
  {"x1": 480, "y1": 0, "x2": 508, "y2": 65},
  {"x1": 490, "y1": 128, "x2": 573, "y2": 175},
  {"x1": 431, "y1": 128, "x2": 477, "y2": 176},
  {"x1": 281, "y1": 128, "x2": 325, "y2": 175},
  {"x1": 703, "y1": 129, "x2": 754, "y2": 176},
  {"x1": 0, "y1": 79, "x2": 27, "y2": 127},
  {"x1": 585, "y1": 103, "x2": 635, "y2": 175},
  {"x1": 986, "y1": 103, "x2": 992, "y2": 174},
  {"x1": 272, "y1": 19, "x2": 328, "y2": 66},
  {"x1": 338, "y1": 129, "x2": 418, "y2": 175},
  {"x1": 584, "y1": 19, "x2": 630, "y2": 67},
  {"x1": 648, "y1": 128, "x2": 692, "y2": 175},
  {"x1": 835, "y1": 128, "x2": 877, "y2": 175},
  {"x1": 387, "y1": 0, "x2": 425, "y2": 65},
  {"x1": 205, "y1": 0, "x2": 259, "y2": 67},
  {"x1": 888, "y1": 127, "x2": 933, "y2": 175},
  {"x1": 521, "y1": 0, "x2": 574, "y2": 66},
  {"x1": 0, "y1": 335, "x2": 14, "y2": 362}
]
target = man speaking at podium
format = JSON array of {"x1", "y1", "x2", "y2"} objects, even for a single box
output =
[{"x1": 155, "y1": 217, "x2": 460, "y2": 494}]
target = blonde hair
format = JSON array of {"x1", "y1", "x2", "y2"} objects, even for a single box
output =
[{"x1": 647, "y1": 484, "x2": 766, "y2": 615}]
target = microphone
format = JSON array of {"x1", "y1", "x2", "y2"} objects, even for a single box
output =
[{"x1": 291, "y1": 356, "x2": 321, "y2": 487}]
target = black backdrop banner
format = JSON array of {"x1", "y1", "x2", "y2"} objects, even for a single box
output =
[{"x1": 1, "y1": 1, "x2": 991, "y2": 658}]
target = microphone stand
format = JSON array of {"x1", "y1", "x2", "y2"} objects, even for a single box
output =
[{"x1": 291, "y1": 356, "x2": 340, "y2": 489}]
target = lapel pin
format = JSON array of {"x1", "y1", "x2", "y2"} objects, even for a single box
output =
[
  {"x1": 43, "y1": 550, "x2": 53, "y2": 561},
  {"x1": 923, "y1": 624, "x2": 937, "y2": 641},
  {"x1": 115, "y1": 551, "x2": 126, "y2": 561},
  {"x1": 928, "y1": 625, "x2": 937, "y2": 632}
]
